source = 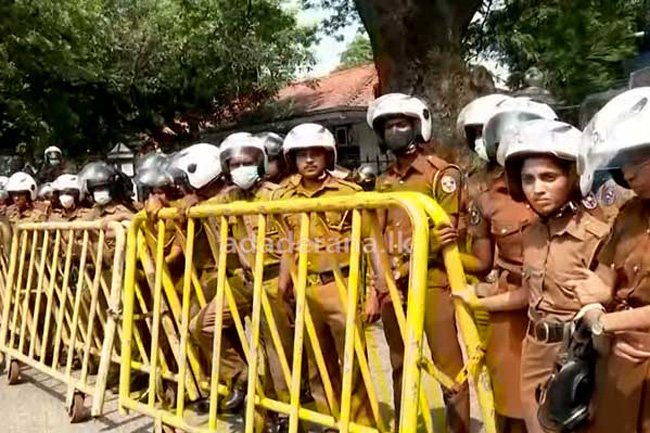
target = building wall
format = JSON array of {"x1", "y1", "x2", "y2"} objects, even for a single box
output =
[{"x1": 201, "y1": 107, "x2": 393, "y2": 172}]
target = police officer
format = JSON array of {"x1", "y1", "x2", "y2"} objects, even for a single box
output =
[
  {"x1": 457, "y1": 119, "x2": 610, "y2": 433},
  {"x1": 219, "y1": 132, "x2": 296, "y2": 431},
  {"x1": 49, "y1": 174, "x2": 90, "y2": 222},
  {"x1": 134, "y1": 152, "x2": 170, "y2": 205},
  {"x1": 38, "y1": 146, "x2": 73, "y2": 183},
  {"x1": 80, "y1": 161, "x2": 135, "y2": 222},
  {"x1": 567, "y1": 87, "x2": 650, "y2": 433},
  {"x1": 169, "y1": 143, "x2": 250, "y2": 415},
  {"x1": 5, "y1": 172, "x2": 49, "y2": 222},
  {"x1": 366, "y1": 93, "x2": 469, "y2": 432},
  {"x1": 274, "y1": 123, "x2": 375, "y2": 427},
  {"x1": 577, "y1": 90, "x2": 639, "y2": 224},
  {"x1": 459, "y1": 95, "x2": 559, "y2": 433},
  {"x1": 256, "y1": 132, "x2": 287, "y2": 184},
  {"x1": 457, "y1": 93, "x2": 514, "y2": 162}
]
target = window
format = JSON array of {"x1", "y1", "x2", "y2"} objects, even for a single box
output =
[{"x1": 334, "y1": 126, "x2": 349, "y2": 147}]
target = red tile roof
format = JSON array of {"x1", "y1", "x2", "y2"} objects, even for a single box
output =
[{"x1": 276, "y1": 63, "x2": 378, "y2": 114}]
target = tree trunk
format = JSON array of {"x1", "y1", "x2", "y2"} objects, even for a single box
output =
[{"x1": 354, "y1": 0, "x2": 494, "y2": 157}]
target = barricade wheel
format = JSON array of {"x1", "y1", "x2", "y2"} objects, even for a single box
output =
[
  {"x1": 7, "y1": 360, "x2": 20, "y2": 385},
  {"x1": 68, "y1": 393, "x2": 88, "y2": 423}
]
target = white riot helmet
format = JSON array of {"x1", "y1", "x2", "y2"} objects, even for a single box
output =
[
  {"x1": 52, "y1": 174, "x2": 83, "y2": 205},
  {"x1": 579, "y1": 87, "x2": 650, "y2": 195},
  {"x1": 255, "y1": 132, "x2": 284, "y2": 158},
  {"x1": 457, "y1": 94, "x2": 514, "y2": 158},
  {"x1": 367, "y1": 93, "x2": 433, "y2": 143},
  {"x1": 6, "y1": 172, "x2": 38, "y2": 201},
  {"x1": 37, "y1": 183, "x2": 53, "y2": 201},
  {"x1": 484, "y1": 98, "x2": 558, "y2": 165},
  {"x1": 220, "y1": 133, "x2": 268, "y2": 174},
  {"x1": 169, "y1": 143, "x2": 221, "y2": 190},
  {"x1": 0, "y1": 176, "x2": 9, "y2": 189},
  {"x1": 44, "y1": 145, "x2": 63, "y2": 165},
  {"x1": 44, "y1": 145, "x2": 62, "y2": 157},
  {"x1": 283, "y1": 123, "x2": 337, "y2": 171},
  {"x1": 503, "y1": 119, "x2": 581, "y2": 202}
]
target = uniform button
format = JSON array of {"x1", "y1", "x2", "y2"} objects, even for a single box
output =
[
  {"x1": 395, "y1": 222, "x2": 400, "y2": 227},
  {"x1": 501, "y1": 228, "x2": 507, "y2": 234},
  {"x1": 634, "y1": 265, "x2": 640, "y2": 273},
  {"x1": 307, "y1": 261, "x2": 312, "y2": 266},
  {"x1": 611, "y1": 264, "x2": 616, "y2": 269},
  {"x1": 399, "y1": 180, "x2": 404, "y2": 185}
]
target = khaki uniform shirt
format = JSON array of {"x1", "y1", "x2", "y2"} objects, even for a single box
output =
[
  {"x1": 274, "y1": 173, "x2": 362, "y2": 274},
  {"x1": 48, "y1": 206, "x2": 93, "y2": 223},
  {"x1": 221, "y1": 182, "x2": 282, "y2": 274},
  {"x1": 469, "y1": 171, "x2": 538, "y2": 287},
  {"x1": 524, "y1": 206, "x2": 610, "y2": 321},
  {"x1": 6, "y1": 202, "x2": 50, "y2": 223},
  {"x1": 598, "y1": 197, "x2": 650, "y2": 310},
  {"x1": 376, "y1": 151, "x2": 463, "y2": 287},
  {"x1": 86, "y1": 203, "x2": 134, "y2": 222}
]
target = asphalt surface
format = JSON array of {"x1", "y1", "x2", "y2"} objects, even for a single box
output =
[{"x1": 0, "y1": 323, "x2": 484, "y2": 433}]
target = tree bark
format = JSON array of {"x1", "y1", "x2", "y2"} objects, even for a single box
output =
[{"x1": 354, "y1": 0, "x2": 494, "y2": 157}]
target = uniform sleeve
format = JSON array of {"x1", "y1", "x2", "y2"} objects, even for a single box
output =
[
  {"x1": 597, "y1": 214, "x2": 622, "y2": 267},
  {"x1": 467, "y1": 195, "x2": 490, "y2": 240},
  {"x1": 434, "y1": 166, "x2": 463, "y2": 218}
]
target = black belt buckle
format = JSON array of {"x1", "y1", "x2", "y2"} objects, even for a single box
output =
[{"x1": 534, "y1": 321, "x2": 551, "y2": 343}]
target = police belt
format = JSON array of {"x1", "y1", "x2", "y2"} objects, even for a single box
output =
[
  {"x1": 308, "y1": 266, "x2": 350, "y2": 285},
  {"x1": 527, "y1": 311, "x2": 570, "y2": 344},
  {"x1": 263, "y1": 263, "x2": 281, "y2": 281}
]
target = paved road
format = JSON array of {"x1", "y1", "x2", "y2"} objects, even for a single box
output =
[
  {"x1": 0, "y1": 323, "x2": 485, "y2": 433},
  {"x1": 0, "y1": 365, "x2": 152, "y2": 433}
]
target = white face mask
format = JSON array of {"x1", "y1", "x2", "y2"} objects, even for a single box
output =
[
  {"x1": 59, "y1": 194, "x2": 75, "y2": 209},
  {"x1": 93, "y1": 188, "x2": 111, "y2": 206},
  {"x1": 230, "y1": 165, "x2": 259, "y2": 190},
  {"x1": 475, "y1": 137, "x2": 489, "y2": 162}
]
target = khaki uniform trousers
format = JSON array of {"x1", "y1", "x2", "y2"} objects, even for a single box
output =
[
  {"x1": 382, "y1": 281, "x2": 470, "y2": 433},
  {"x1": 190, "y1": 272, "x2": 251, "y2": 385},
  {"x1": 519, "y1": 334, "x2": 562, "y2": 433},
  {"x1": 304, "y1": 276, "x2": 374, "y2": 427}
]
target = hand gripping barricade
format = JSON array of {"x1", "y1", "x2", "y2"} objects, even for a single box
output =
[
  {"x1": 119, "y1": 192, "x2": 496, "y2": 433},
  {"x1": 0, "y1": 220, "x2": 127, "y2": 422}
]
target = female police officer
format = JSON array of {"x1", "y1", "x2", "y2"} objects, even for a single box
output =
[{"x1": 456, "y1": 119, "x2": 610, "y2": 433}]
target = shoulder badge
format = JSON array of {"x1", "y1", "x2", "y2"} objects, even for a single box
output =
[
  {"x1": 469, "y1": 204, "x2": 482, "y2": 226},
  {"x1": 440, "y1": 175, "x2": 458, "y2": 194},
  {"x1": 599, "y1": 184, "x2": 616, "y2": 207},
  {"x1": 582, "y1": 193, "x2": 598, "y2": 210}
]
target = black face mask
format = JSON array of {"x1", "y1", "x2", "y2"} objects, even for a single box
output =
[{"x1": 384, "y1": 127, "x2": 416, "y2": 152}]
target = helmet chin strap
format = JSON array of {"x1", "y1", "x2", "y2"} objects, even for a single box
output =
[{"x1": 543, "y1": 200, "x2": 578, "y2": 220}]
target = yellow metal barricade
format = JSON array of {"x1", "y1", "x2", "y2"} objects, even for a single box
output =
[
  {"x1": 0, "y1": 220, "x2": 127, "y2": 421},
  {"x1": 119, "y1": 192, "x2": 496, "y2": 433},
  {"x1": 0, "y1": 220, "x2": 13, "y2": 309}
]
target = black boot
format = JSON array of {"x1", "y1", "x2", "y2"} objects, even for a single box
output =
[
  {"x1": 263, "y1": 413, "x2": 280, "y2": 433},
  {"x1": 220, "y1": 375, "x2": 247, "y2": 414}
]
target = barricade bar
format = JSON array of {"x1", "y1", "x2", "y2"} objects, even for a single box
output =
[
  {"x1": 0, "y1": 220, "x2": 127, "y2": 421},
  {"x1": 119, "y1": 192, "x2": 496, "y2": 433}
]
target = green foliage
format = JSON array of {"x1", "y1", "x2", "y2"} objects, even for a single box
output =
[
  {"x1": 471, "y1": 0, "x2": 645, "y2": 104},
  {"x1": 337, "y1": 34, "x2": 373, "y2": 69},
  {"x1": 0, "y1": 0, "x2": 315, "y2": 157}
]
